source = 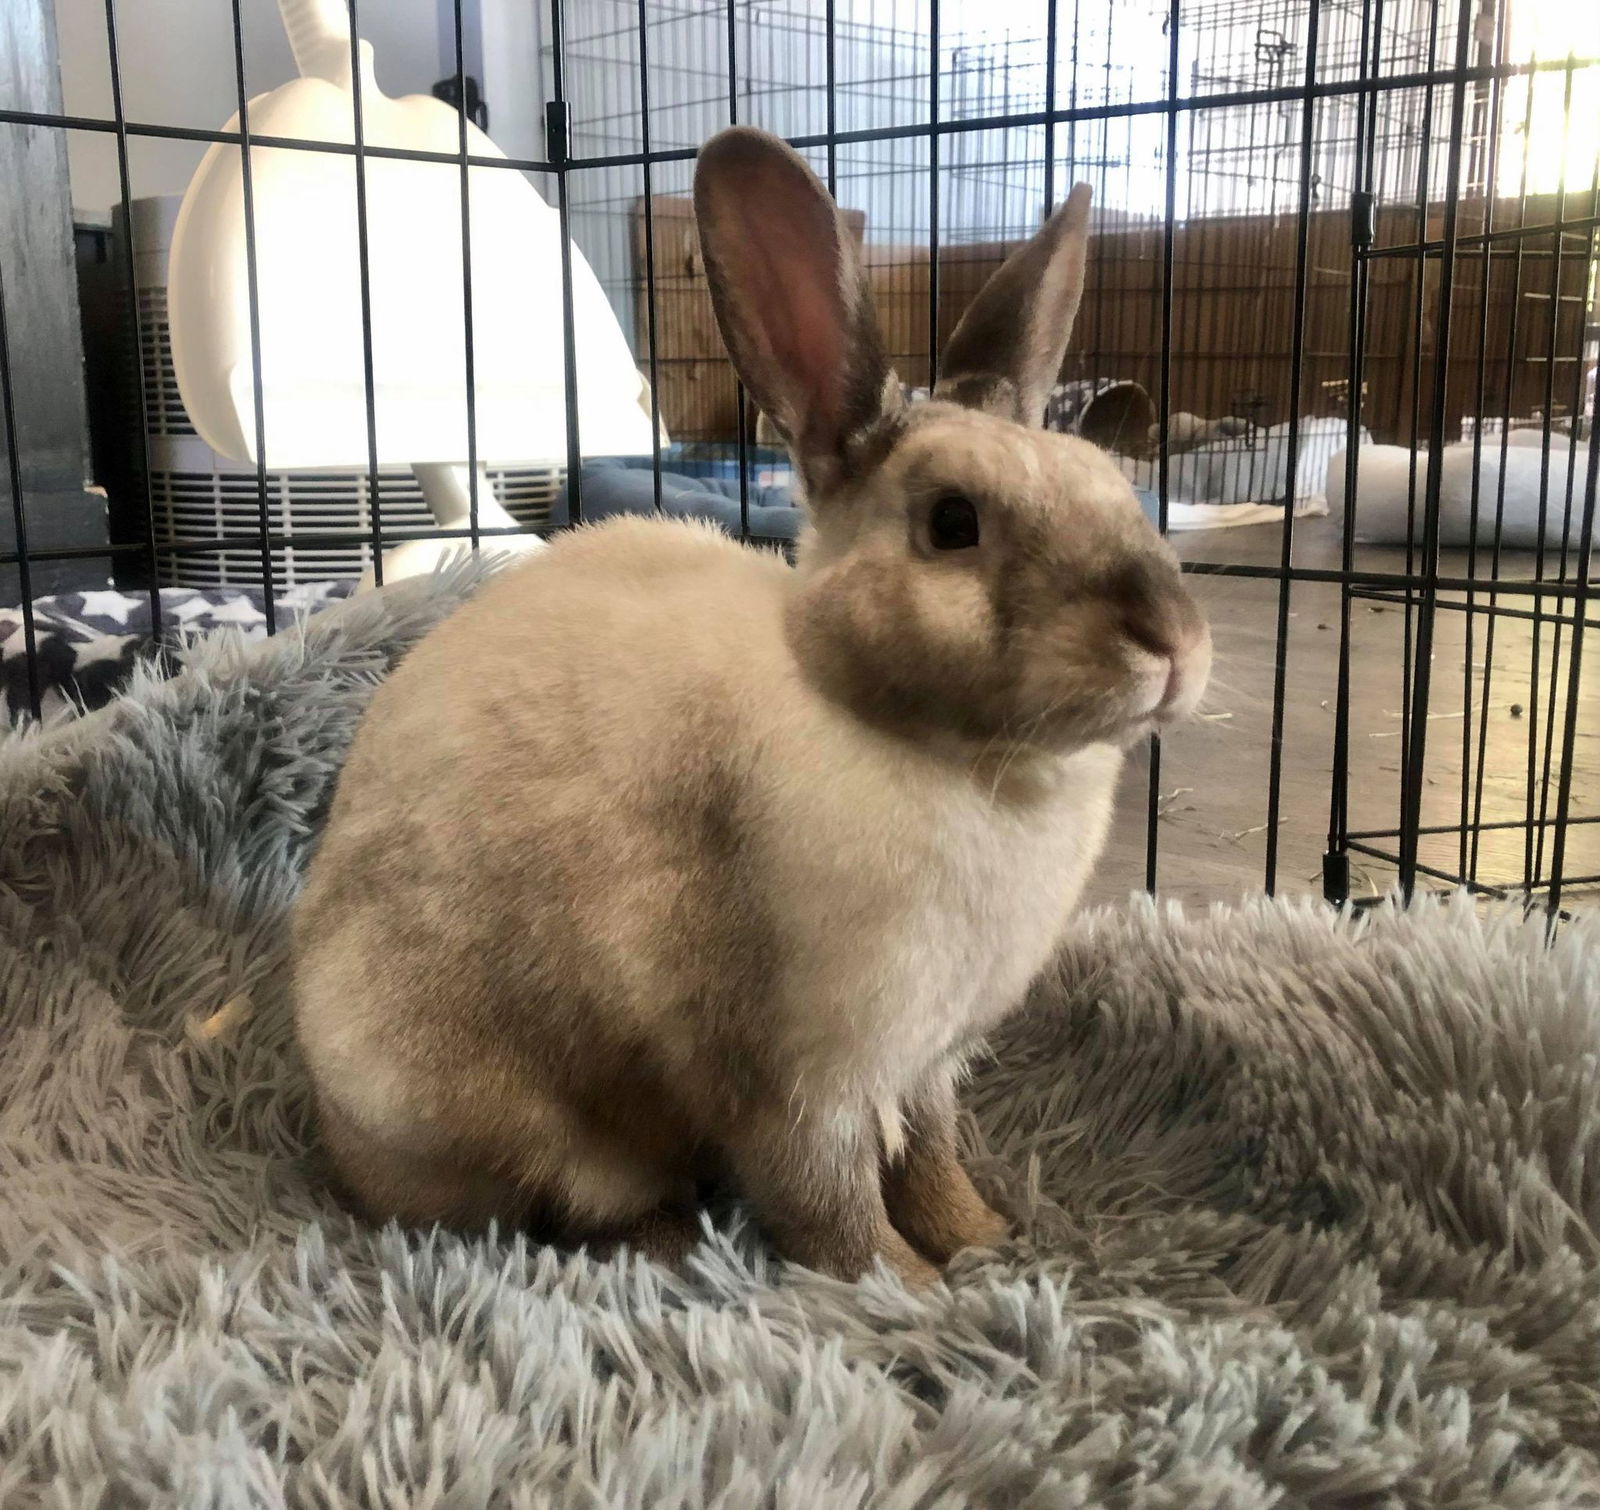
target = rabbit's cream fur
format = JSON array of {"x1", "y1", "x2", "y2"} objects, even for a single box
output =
[
  {"x1": 293, "y1": 129, "x2": 1209, "y2": 1285},
  {"x1": 299, "y1": 510, "x2": 1117, "y2": 1215}
]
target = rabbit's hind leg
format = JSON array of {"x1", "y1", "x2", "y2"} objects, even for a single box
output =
[
  {"x1": 315, "y1": 1070, "x2": 703, "y2": 1258},
  {"x1": 881, "y1": 1067, "x2": 1009, "y2": 1265},
  {"x1": 727, "y1": 1100, "x2": 940, "y2": 1287},
  {"x1": 315, "y1": 1093, "x2": 541, "y2": 1232},
  {"x1": 570, "y1": 1201, "x2": 706, "y2": 1269}
]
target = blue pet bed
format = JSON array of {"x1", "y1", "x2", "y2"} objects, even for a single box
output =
[{"x1": 557, "y1": 459, "x2": 803, "y2": 547}]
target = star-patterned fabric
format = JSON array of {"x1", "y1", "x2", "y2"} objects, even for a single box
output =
[{"x1": 1, "y1": 581, "x2": 355, "y2": 720}]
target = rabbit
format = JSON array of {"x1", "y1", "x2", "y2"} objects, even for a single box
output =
[{"x1": 291, "y1": 126, "x2": 1211, "y2": 1287}]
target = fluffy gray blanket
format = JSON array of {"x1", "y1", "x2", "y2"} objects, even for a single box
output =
[{"x1": 2, "y1": 561, "x2": 1597, "y2": 1508}]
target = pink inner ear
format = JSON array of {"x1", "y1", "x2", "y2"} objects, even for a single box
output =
[{"x1": 726, "y1": 174, "x2": 847, "y2": 445}]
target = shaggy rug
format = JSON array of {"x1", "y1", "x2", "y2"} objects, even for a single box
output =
[{"x1": 1, "y1": 560, "x2": 1598, "y2": 1508}]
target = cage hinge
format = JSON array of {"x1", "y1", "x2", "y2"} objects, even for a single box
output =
[
  {"x1": 1322, "y1": 851, "x2": 1351, "y2": 905},
  {"x1": 544, "y1": 101, "x2": 571, "y2": 166},
  {"x1": 1350, "y1": 190, "x2": 1375, "y2": 252}
]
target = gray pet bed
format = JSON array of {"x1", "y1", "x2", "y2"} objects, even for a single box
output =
[{"x1": 2, "y1": 559, "x2": 1598, "y2": 1506}]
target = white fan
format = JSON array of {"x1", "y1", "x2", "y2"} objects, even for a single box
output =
[{"x1": 167, "y1": 0, "x2": 659, "y2": 591}]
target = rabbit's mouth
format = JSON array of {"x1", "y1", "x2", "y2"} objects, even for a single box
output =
[
  {"x1": 1083, "y1": 632, "x2": 1214, "y2": 748},
  {"x1": 1137, "y1": 631, "x2": 1211, "y2": 727}
]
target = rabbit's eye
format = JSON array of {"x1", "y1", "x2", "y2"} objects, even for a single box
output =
[{"x1": 929, "y1": 494, "x2": 980, "y2": 551}]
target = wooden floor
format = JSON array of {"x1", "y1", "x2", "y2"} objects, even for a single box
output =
[{"x1": 1085, "y1": 514, "x2": 1600, "y2": 909}]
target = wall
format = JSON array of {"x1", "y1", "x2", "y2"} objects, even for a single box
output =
[
  {"x1": 1, "y1": 0, "x2": 108, "y2": 597},
  {"x1": 559, "y1": 1, "x2": 979, "y2": 341},
  {"x1": 53, "y1": 0, "x2": 450, "y2": 218},
  {"x1": 636, "y1": 188, "x2": 1600, "y2": 447},
  {"x1": 479, "y1": 0, "x2": 546, "y2": 164}
]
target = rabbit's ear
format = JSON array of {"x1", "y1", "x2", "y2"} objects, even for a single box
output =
[
  {"x1": 934, "y1": 183, "x2": 1092, "y2": 426},
  {"x1": 694, "y1": 128, "x2": 897, "y2": 493}
]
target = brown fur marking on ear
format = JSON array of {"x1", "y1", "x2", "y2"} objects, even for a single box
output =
[
  {"x1": 693, "y1": 127, "x2": 892, "y2": 492},
  {"x1": 937, "y1": 373, "x2": 1028, "y2": 425},
  {"x1": 694, "y1": 137, "x2": 848, "y2": 443},
  {"x1": 935, "y1": 182, "x2": 1093, "y2": 426}
]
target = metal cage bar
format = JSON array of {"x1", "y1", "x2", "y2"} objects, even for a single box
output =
[{"x1": 0, "y1": 0, "x2": 1595, "y2": 913}]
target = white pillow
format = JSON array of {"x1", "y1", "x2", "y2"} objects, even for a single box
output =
[{"x1": 1328, "y1": 442, "x2": 1595, "y2": 549}]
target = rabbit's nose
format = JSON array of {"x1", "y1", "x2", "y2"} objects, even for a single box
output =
[
  {"x1": 1109, "y1": 559, "x2": 1204, "y2": 662},
  {"x1": 1119, "y1": 595, "x2": 1202, "y2": 665},
  {"x1": 1157, "y1": 657, "x2": 1184, "y2": 710},
  {"x1": 1124, "y1": 612, "x2": 1206, "y2": 665},
  {"x1": 1151, "y1": 622, "x2": 1212, "y2": 721},
  {"x1": 1122, "y1": 612, "x2": 1180, "y2": 660}
]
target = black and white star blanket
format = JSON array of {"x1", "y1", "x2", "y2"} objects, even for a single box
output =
[{"x1": 2, "y1": 582, "x2": 355, "y2": 720}]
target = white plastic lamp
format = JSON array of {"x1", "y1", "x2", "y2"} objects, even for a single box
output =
[{"x1": 168, "y1": 0, "x2": 659, "y2": 589}]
